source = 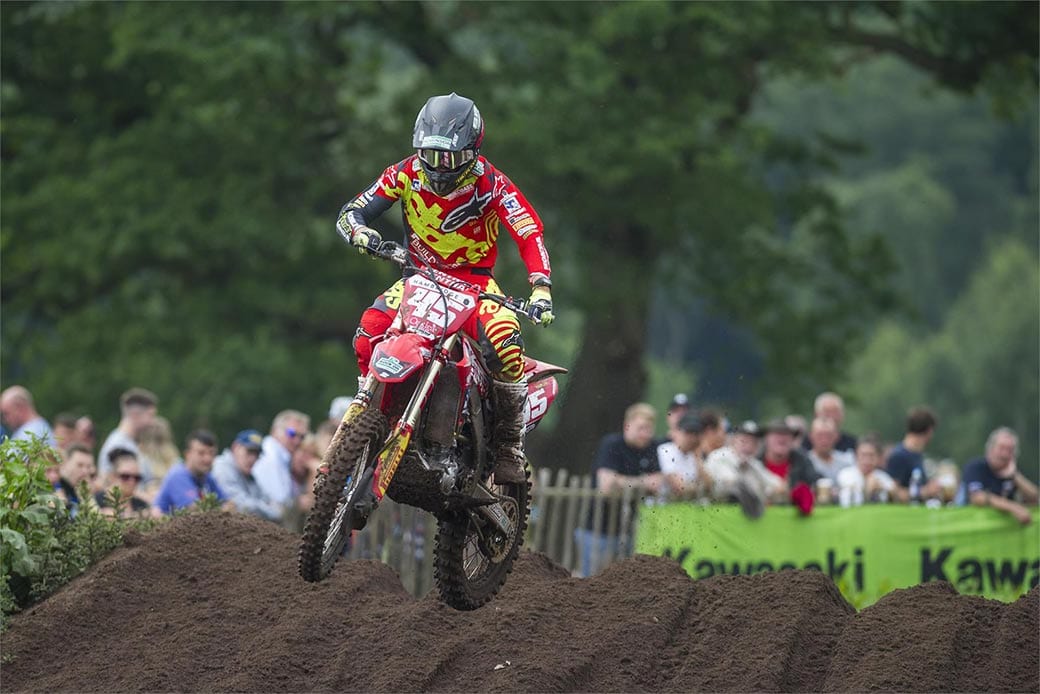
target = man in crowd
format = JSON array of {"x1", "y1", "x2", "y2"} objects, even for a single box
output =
[
  {"x1": 153, "y1": 430, "x2": 230, "y2": 515},
  {"x1": 576, "y1": 402, "x2": 663, "y2": 577},
  {"x1": 806, "y1": 416, "x2": 855, "y2": 485},
  {"x1": 52, "y1": 413, "x2": 79, "y2": 451},
  {"x1": 802, "y1": 392, "x2": 857, "y2": 453},
  {"x1": 54, "y1": 443, "x2": 96, "y2": 515},
  {"x1": 98, "y1": 388, "x2": 159, "y2": 482},
  {"x1": 0, "y1": 385, "x2": 56, "y2": 447},
  {"x1": 253, "y1": 409, "x2": 311, "y2": 508},
  {"x1": 760, "y1": 418, "x2": 821, "y2": 512},
  {"x1": 836, "y1": 436, "x2": 897, "y2": 506},
  {"x1": 213, "y1": 429, "x2": 283, "y2": 523},
  {"x1": 75, "y1": 416, "x2": 97, "y2": 451},
  {"x1": 784, "y1": 414, "x2": 809, "y2": 450},
  {"x1": 702, "y1": 412, "x2": 771, "y2": 518},
  {"x1": 95, "y1": 448, "x2": 150, "y2": 517},
  {"x1": 885, "y1": 406, "x2": 942, "y2": 503},
  {"x1": 327, "y1": 395, "x2": 354, "y2": 428},
  {"x1": 661, "y1": 393, "x2": 691, "y2": 445},
  {"x1": 959, "y1": 427, "x2": 1038, "y2": 526},
  {"x1": 656, "y1": 412, "x2": 706, "y2": 499}
]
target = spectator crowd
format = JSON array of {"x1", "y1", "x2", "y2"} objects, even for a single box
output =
[
  {"x1": 2, "y1": 384, "x2": 1036, "y2": 569},
  {"x1": 0, "y1": 385, "x2": 349, "y2": 531},
  {"x1": 574, "y1": 391, "x2": 1038, "y2": 576}
]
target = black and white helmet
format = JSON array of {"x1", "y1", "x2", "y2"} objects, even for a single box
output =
[{"x1": 412, "y1": 93, "x2": 485, "y2": 195}]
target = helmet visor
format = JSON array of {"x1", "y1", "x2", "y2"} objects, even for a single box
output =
[{"x1": 417, "y1": 148, "x2": 475, "y2": 172}]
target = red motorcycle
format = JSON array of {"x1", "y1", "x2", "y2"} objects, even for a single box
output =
[{"x1": 298, "y1": 240, "x2": 566, "y2": 609}]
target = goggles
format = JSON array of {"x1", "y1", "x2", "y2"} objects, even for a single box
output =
[{"x1": 417, "y1": 148, "x2": 475, "y2": 172}]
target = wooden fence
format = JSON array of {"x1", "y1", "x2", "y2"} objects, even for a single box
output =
[{"x1": 339, "y1": 468, "x2": 639, "y2": 596}]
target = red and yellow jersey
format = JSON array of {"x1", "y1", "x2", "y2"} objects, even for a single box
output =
[{"x1": 342, "y1": 155, "x2": 551, "y2": 286}]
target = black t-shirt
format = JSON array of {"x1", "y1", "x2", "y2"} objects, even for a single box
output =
[
  {"x1": 586, "y1": 432, "x2": 659, "y2": 533},
  {"x1": 886, "y1": 444, "x2": 927, "y2": 488},
  {"x1": 961, "y1": 458, "x2": 1017, "y2": 500}
]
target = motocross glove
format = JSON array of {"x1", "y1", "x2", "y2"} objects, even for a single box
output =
[
  {"x1": 528, "y1": 286, "x2": 555, "y2": 327},
  {"x1": 352, "y1": 226, "x2": 382, "y2": 256}
]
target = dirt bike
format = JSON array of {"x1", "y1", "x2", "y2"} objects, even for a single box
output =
[{"x1": 298, "y1": 239, "x2": 566, "y2": 610}]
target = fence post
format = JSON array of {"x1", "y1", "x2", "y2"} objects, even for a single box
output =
[
  {"x1": 545, "y1": 468, "x2": 569, "y2": 560},
  {"x1": 574, "y1": 475, "x2": 594, "y2": 576},
  {"x1": 560, "y1": 474, "x2": 583, "y2": 572},
  {"x1": 532, "y1": 466, "x2": 553, "y2": 552}
]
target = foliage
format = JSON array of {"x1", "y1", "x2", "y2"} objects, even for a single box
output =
[
  {"x1": 0, "y1": 436, "x2": 63, "y2": 599},
  {"x1": 2, "y1": 2, "x2": 1036, "y2": 472},
  {"x1": 844, "y1": 240, "x2": 1040, "y2": 479},
  {"x1": 0, "y1": 436, "x2": 164, "y2": 632},
  {"x1": 1, "y1": 2, "x2": 393, "y2": 443},
  {"x1": 756, "y1": 55, "x2": 1038, "y2": 328},
  {"x1": 25, "y1": 487, "x2": 130, "y2": 605}
]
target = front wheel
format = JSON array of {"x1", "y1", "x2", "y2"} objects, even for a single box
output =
[
  {"x1": 433, "y1": 470, "x2": 530, "y2": 610},
  {"x1": 298, "y1": 408, "x2": 388, "y2": 582}
]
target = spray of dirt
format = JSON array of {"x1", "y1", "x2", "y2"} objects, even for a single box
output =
[{"x1": 2, "y1": 513, "x2": 1036, "y2": 692}]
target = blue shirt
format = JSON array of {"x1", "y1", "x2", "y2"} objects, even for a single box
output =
[
  {"x1": 153, "y1": 462, "x2": 227, "y2": 515},
  {"x1": 252, "y1": 435, "x2": 296, "y2": 505},
  {"x1": 885, "y1": 444, "x2": 927, "y2": 488}
]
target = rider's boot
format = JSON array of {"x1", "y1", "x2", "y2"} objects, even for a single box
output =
[{"x1": 490, "y1": 379, "x2": 529, "y2": 485}]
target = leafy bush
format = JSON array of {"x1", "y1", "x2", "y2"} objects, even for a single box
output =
[
  {"x1": 0, "y1": 436, "x2": 159, "y2": 631},
  {"x1": 1, "y1": 436, "x2": 63, "y2": 625}
]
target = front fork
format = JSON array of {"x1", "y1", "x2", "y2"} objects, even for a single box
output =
[{"x1": 365, "y1": 333, "x2": 459, "y2": 501}]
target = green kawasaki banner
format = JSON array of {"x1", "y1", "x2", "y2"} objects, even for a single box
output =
[{"x1": 636, "y1": 504, "x2": 1039, "y2": 605}]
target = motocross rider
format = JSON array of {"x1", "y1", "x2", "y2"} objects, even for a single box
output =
[{"x1": 336, "y1": 92, "x2": 554, "y2": 485}]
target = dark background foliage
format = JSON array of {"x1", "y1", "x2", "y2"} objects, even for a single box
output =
[{"x1": 3, "y1": 1, "x2": 1037, "y2": 475}]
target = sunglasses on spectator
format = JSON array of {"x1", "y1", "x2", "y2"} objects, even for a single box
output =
[
  {"x1": 118, "y1": 473, "x2": 143, "y2": 482},
  {"x1": 286, "y1": 427, "x2": 305, "y2": 439}
]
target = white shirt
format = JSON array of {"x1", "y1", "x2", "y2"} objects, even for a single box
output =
[
  {"x1": 837, "y1": 465, "x2": 896, "y2": 506},
  {"x1": 809, "y1": 449, "x2": 856, "y2": 484},
  {"x1": 705, "y1": 446, "x2": 785, "y2": 498},
  {"x1": 252, "y1": 435, "x2": 296, "y2": 506},
  {"x1": 12, "y1": 416, "x2": 56, "y2": 448},
  {"x1": 657, "y1": 441, "x2": 700, "y2": 484},
  {"x1": 98, "y1": 428, "x2": 154, "y2": 483}
]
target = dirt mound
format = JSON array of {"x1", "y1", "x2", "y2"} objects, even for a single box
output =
[{"x1": 2, "y1": 513, "x2": 1036, "y2": 693}]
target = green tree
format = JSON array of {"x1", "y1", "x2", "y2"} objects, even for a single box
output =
[
  {"x1": 2, "y1": 1, "x2": 1036, "y2": 474},
  {"x1": 845, "y1": 240, "x2": 1040, "y2": 480},
  {"x1": 2, "y1": 2, "x2": 409, "y2": 440}
]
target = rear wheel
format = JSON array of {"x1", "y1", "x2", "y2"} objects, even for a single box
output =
[
  {"x1": 298, "y1": 409, "x2": 388, "y2": 582},
  {"x1": 433, "y1": 469, "x2": 530, "y2": 610}
]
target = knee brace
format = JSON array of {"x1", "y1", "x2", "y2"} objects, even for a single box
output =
[{"x1": 353, "y1": 308, "x2": 394, "y2": 375}]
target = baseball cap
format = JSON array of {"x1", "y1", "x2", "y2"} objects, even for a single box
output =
[
  {"x1": 234, "y1": 429, "x2": 264, "y2": 452},
  {"x1": 762, "y1": 418, "x2": 794, "y2": 436},
  {"x1": 732, "y1": 420, "x2": 762, "y2": 437},
  {"x1": 668, "y1": 393, "x2": 691, "y2": 412},
  {"x1": 677, "y1": 412, "x2": 704, "y2": 434},
  {"x1": 329, "y1": 395, "x2": 354, "y2": 422}
]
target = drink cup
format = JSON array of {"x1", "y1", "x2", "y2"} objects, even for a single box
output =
[{"x1": 816, "y1": 478, "x2": 835, "y2": 505}]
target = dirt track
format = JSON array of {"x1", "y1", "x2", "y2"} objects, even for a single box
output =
[{"x1": 2, "y1": 513, "x2": 1037, "y2": 692}]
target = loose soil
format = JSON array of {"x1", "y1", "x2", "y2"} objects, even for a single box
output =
[{"x1": 2, "y1": 513, "x2": 1036, "y2": 692}]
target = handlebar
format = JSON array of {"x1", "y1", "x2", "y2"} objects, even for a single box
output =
[{"x1": 363, "y1": 239, "x2": 542, "y2": 324}]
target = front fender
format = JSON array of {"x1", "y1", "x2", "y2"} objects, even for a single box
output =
[{"x1": 370, "y1": 333, "x2": 431, "y2": 383}]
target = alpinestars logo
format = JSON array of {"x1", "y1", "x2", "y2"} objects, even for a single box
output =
[{"x1": 442, "y1": 188, "x2": 492, "y2": 233}]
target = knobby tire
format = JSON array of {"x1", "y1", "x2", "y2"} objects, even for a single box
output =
[
  {"x1": 433, "y1": 469, "x2": 531, "y2": 610},
  {"x1": 298, "y1": 408, "x2": 388, "y2": 582}
]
